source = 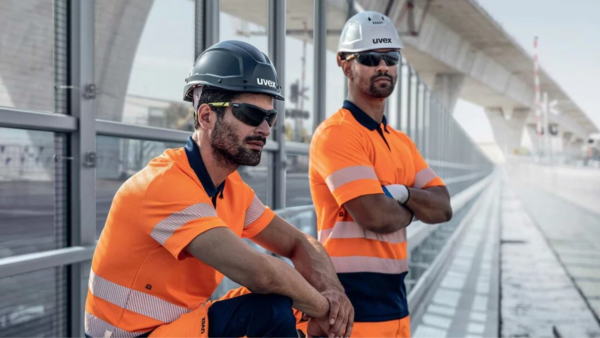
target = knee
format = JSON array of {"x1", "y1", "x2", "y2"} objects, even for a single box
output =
[{"x1": 250, "y1": 294, "x2": 296, "y2": 327}]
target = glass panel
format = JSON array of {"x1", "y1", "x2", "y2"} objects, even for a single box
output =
[
  {"x1": 238, "y1": 151, "x2": 270, "y2": 204},
  {"x1": 96, "y1": 136, "x2": 182, "y2": 237},
  {"x1": 96, "y1": 136, "x2": 270, "y2": 237},
  {"x1": 409, "y1": 71, "x2": 418, "y2": 138},
  {"x1": 284, "y1": 0, "x2": 315, "y2": 143},
  {"x1": 0, "y1": 266, "x2": 68, "y2": 337},
  {"x1": 400, "y1": 63, "x2": 410, "y2": 133},
  {"x1": 417, "y1": 82, "x2": 425, "y2": 151},
  {"x1": 325, "y1": 0, "x2": 349, "y2": 118},
  {"x1": 94, "y1": 0, "x2": 195, "y2": 130},
  {"x1": 0, "y1": 1, "x2": 55, "y2": 112},
  {"x1": 0, "y1": 128, "x2": 66, "y2": 258},
  {"x1": 387, "y1": 70, "x2": 399, "y2": 130},
  {"x1": 220, "y1": 0, "x2": 268, "y2": 50},
  {"x1": 285, "y1": 154, "x2": 311, "y2": 207},
  {"x1": 219, "y1": 0, "x2": 270, "y2": 139}
]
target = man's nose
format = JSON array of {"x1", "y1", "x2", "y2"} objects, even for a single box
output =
[
  {"x1": 375, "y1": 58, "x2": 389, "y2": 73},
  {"x1": 255, "y1": 119, "x2": 271, "y2": 137}
]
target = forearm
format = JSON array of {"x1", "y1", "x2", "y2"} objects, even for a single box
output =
[
  {"x1": 375, "y1": 199, "x2": 413, "y2": 233},
  {"x1": 405, "y1": 187, "x2": 452, "y2": 223},
  {"x1": 289, "y1": 234, "x2": 344, "y2": 292},
  {"x1": 256, "y1": 254, "x2": 329, "y2": 318}
]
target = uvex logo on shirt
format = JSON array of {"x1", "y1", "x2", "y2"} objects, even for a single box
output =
[
  {"x1": 373, "y1": 38, "x2": 392, "y2": 44},
  {"x1": 201, "y1": 317, "x2": 206, "y2": 334}
]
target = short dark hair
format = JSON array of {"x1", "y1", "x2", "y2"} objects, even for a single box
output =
[{"x1": 194, "y1": 88, "x2": 242, "y2": 129}]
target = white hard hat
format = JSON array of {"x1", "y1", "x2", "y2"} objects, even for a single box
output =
[{"x1": 337, "y1": 11, "x2": 404, "y2": 54}]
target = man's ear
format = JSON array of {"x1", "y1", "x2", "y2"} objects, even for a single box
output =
[
  {"x1": 197, "y1": 103, "x2": 216, "y2": 130},
  {"x1": 341, "y1": 61, "x2": 353, "y2": 79}
]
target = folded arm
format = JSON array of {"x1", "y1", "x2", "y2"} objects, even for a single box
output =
[
  {"x1": 184, "y1": 227, "x2": 329, "y2": 319},
  {"x1": 343, "y1": 193, "x2": 414, "y2": 234},
  {"x1": 405, "y1": 185, "x2": 452, "y2": 224},
  {"x1": 251, "y1": 215, "x2": 355, "y2": 338}
]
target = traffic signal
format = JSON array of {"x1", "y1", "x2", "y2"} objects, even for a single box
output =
[
  {"x1": 285, "y1": 109, "x2": 310, "y2": 119},
  {"x1": 290, "y1": 81, "x2": 299, "y2": 104}
]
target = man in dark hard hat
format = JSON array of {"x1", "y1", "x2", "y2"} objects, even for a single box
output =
[{"x1": 85, "y1": 40, "x2": 353, "y2": 338}]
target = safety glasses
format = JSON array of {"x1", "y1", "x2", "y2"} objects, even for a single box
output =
[
  {"x1": 345, "y1": 51, "x2": 401, "y2": 67},
  {"x1": 208, "y1": 102, "x2": 278, "y2": 127}
]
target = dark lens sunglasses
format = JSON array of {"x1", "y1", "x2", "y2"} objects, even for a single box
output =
[
  {"x1": 208, "y1": 102, "x2": 278, "y2": 127},
  {"x1": 346, "y1": 51, "x2": 401, "y2": 67}
]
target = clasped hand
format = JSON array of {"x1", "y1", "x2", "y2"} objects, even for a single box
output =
[{"x1": 307, "y1": 288, "x2": 354, "y2": 338}]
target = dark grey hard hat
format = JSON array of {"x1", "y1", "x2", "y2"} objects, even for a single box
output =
[{"x1": 183, "y1": 40, "x2": 284, "y2": 102}]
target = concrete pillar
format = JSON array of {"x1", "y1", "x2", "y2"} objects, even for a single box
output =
[
  {"x1": 433, "y1": 73, "x2": 465, "y2": 114},
  {"x1": 95, "y1": 0, "x2": 154, "y2": 121},
  {"x1": 485, "y1": 107, "x2": 530, "y2": 155},
  {"x1": 525, "y1": 124, "x2": 541, "y2": 154},
  {"x1": 562, "y1": 132, "x2": 574, "y2": 156},
  {"x1": 0, "y1": 0, "x2": 54, "y2": 110},
  {"x1": 570, "y1": 138, "x2": 585, "y2": 160}
]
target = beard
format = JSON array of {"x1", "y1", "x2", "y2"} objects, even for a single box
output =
[
  {"x1": 210, "y1": 118, "x2": 265, "y2": 169},
  {"x1": 364, "y1": 73, "x2": 396, "y2": 98}
]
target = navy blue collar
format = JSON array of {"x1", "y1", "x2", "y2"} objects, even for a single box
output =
[
  {"x1": 343, "y1": 100, "x2": 388, "y2": 132},
  {"x1": 184, "y1": 136, "x2": 225, "y2": 198}
]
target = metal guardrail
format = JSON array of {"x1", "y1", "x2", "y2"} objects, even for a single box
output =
[
  {"x1": 406, "y1": 172, "x2": 494, "y2": 252},
  {"x1": 0, "y1": 173, "x2": 494, "y2": 280},
  {"x1": 407, "y1": 170, "x2": 500, "y2": 310}
]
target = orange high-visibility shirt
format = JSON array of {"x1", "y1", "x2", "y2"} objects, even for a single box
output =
[
  {"x1": 309, "y1": 100, "x2": 444, "y2": 322},
  {"x1": 85, "y1": 136, "x2": 275, "y2": 337}
]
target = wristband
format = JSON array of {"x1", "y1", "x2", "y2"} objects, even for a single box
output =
[{"x1": 382, "y1": 184, "x2": 410, "y2": 204}]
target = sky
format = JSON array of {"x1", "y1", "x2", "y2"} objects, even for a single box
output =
[{"x1": 125, "y1": 0, "x2": 600, "y2": 147}]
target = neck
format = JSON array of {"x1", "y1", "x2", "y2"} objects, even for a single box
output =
[
  {"x1": 193, "y1": 132, "x2": 235, "y2": 187},
  {"x1": 347, "y1": 85, "x2": 386, "y2": 123}
]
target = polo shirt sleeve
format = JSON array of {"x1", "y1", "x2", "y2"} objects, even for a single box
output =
[
  {"x1": 310, "y1": 124, "x2": 383, "y2": 207},
  {"x1": 404, "y1": 133, "x2": 445, "y2": 189},
  {"x1": 141, "y1": 168, "x2": 228, "y2": 261},
  {"x1": 241, "y1": 187, "x2": 276, "y2": 239}
]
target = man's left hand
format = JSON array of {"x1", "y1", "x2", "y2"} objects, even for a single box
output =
[{"x1": 321, "y1": 288, "x2": 354, "y2": 338}]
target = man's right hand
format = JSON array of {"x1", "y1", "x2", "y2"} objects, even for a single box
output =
[{"x1": 306, "y1": 316, "x2": 330, "y2": 338}]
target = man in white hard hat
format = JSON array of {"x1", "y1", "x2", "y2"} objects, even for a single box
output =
[{"x1": 307, "y1": 11, "x2": 453, "y2": 337}]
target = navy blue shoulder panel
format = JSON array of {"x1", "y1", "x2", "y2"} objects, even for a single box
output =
[{"x1": 337, "y1": 271, "x2": 409, "y2": 322}]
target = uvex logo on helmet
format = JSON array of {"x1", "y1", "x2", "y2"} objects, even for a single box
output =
[
  {"x1": 257, "y1": 78, "x2": 276, "y2": 88},
  {"x1": 373, "y1": 38, "x2": 392, "y2": 44}
]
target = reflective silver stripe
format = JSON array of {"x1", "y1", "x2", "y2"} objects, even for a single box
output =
[
  {"x1": 318, "y1": 222, "x2": 406, "y2": 244},
  {"x1": 89, "y1": 270, "x2": 190, "y2": 323},
  {"x1": 244, "y1": 195, "x2": 266, "y2": 227},
  {"x1": 331, "y1": 256, "x2": 409, "y2": 274},
  {"x1": 318, "y1": 228, "x2": 333, "y2": 243},
  {"x1": 325, "y1": 165, "x2": 378, "y2": 192},
  {"x1": 150, "y1": 203, "x2": 217, "y2": 245},
  {"x1": 85, "y1": 311, "x2": 147, "y2": 338},
  {"x1": 414, "y1": 167, "x2": 438, "y2": 189}
]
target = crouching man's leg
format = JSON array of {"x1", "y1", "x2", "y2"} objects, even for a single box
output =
[
  {"x1": 209, "y1": 293, "x2": 298, "y2": 337},
  {"x1": 150, "y1": 293, "x2": 297, "y2": 337}
]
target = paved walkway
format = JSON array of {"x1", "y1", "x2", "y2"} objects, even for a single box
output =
[
  {"x1": 410, "y1": 162, "x2": 600, "y2": 337},
  {"x1": 501, "y1": 171, "x2": 600, "y2": 337}
]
